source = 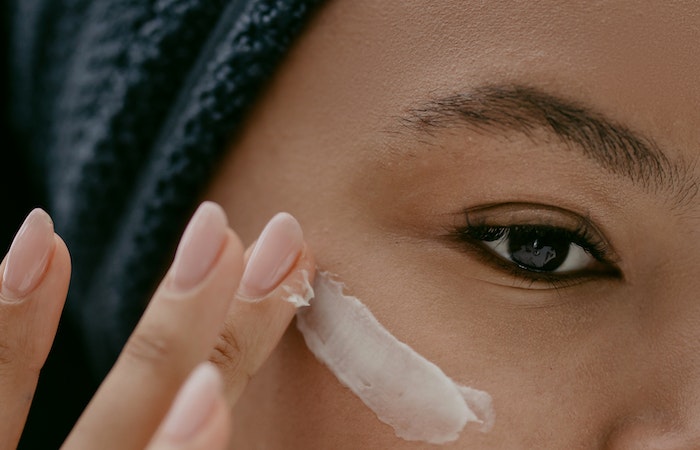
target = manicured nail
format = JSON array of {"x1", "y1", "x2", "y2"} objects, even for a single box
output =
[
  {"x1": 1, "y1": 209, "x2": 55, "y2": 301},
  {"x1": 161, "y1": 363, "x2": 222, "y2": 442},
  {"x1": 238, "y1": 213, "x2": 303, "y2": 300},
  {"x1": 170, "y1": 202, "x2": 228, "y2": 291}
]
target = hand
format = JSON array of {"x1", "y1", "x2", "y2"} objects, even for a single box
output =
[{"x1": 0, "y1": 202, "x2": 314, "y2": 449}]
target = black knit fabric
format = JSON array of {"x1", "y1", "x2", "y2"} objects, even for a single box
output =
[
  {"x1": 9, "y1": 0, "x2": 321, "y2": 375},
  {"x1": 5, "y1": 0, "x2": 321, "y2": 446}
]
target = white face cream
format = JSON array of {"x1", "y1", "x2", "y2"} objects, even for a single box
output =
[
  {"x1": 295, "y1": 271, "x2": 494, "y2": 445},
  {"x1": 282, "y1": 269, "x2": 314, "y2": 307}
]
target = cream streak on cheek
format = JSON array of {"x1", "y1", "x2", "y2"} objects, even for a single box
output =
[{"x1": 295, "y1": 271, "x2": 495, "y2": 444}]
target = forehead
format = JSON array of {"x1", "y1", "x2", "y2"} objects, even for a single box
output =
[{"x1": 306, "y1": 0, "x2": 699, "y2": 160}]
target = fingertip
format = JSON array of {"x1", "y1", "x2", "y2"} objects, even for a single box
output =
[
  {"x1": 235, "y1": 237, "x2": 315, "y2": 306},
  {"x1": 149, "y1": 363, "x2": 231, "y2": 449},
  {"x1": 243, "y1": 238, "x2": 258, "y2": 265},
  {"x1": 279, "y1": 242, "x2": 316, "y2": 308},
  {"x1": 170, "y1": 203, "x2": 230, "y2": 292},
  {"x1": 0, "y1": 209, "x2": 55, "y2": 302},
  {"x1": 300, "y1": 242, "x2": 316, "y2": 280},
  {"x1": 225, "y1": 228, "x2": 246, "y2": 267},
  {"x1": 51, "y1": 233, "x2": 72, "y2": 276},
  {"x1": 237, "y1": 213, "x2": 304, "y2": 301}
]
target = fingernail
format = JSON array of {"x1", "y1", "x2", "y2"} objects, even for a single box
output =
[
  {"x1": 238, "y1": 212, "x2": 303, "y2": 300},
  {"x1": 1, "y1": 209, "x2": 55, "y2": 301},
  {"x1": 170, "y1": 202, "x2": 228, "y2": 291},
  {"x1": 161, "y1": 363, "x2": 222, "y2": 442}
]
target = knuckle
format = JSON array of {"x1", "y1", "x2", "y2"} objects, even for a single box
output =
[
  {"x1": 209, "y1": 328, "x2": 245, "y2": 376},
  {"x1": 0, "y1": 339, "x2": 40, "y2": 379},
  {"x1": 122, "y1": 328, "x2": 175, "y2": 368},
  {"x1": 0, "y1": 340, "x2": 15, "y2": 368}
]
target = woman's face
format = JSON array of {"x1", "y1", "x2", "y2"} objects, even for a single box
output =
[{"x1": 205, "y1": 1, "x2": 700, "y2": 448}]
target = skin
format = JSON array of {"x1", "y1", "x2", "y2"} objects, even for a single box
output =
[
  {"x1": 0, "y1": 203, "x2": 316, "y2": 449},
  {"x1": 204, "y1": 1, "x2": 700, "y2": 448}
]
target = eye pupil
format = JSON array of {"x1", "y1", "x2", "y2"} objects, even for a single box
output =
[{"x1": 508, "y1": 227, "x2": 570, "y2": 271}]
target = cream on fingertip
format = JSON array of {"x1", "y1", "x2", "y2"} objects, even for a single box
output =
[{"x1": 282, "y1": 269, "x2": 314, "y2": 307}]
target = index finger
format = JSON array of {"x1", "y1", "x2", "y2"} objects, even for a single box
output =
[{"x1": 63, "y1": 202, "x2": 244, "y2": 450}]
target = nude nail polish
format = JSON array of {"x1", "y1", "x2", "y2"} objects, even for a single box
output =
[
  {"x1": 170, "y1": 202, "x2": 228, "y2": 292},
  {"x1": 1, "y1": 209, "x2": 55, "y2": 301},
  {"x1": 238, "y1": 213, "x2": 303, "y2": 300}
]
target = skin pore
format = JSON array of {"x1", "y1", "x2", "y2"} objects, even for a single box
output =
[{"x1": 205, "y1": 1, "x2": 700, "y2": 448}]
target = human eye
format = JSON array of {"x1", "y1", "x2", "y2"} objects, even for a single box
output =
[{"x1": 449, "y1": 203, "x2": 621, "y2": 286}]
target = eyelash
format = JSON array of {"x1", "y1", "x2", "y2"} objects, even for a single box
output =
[{"x1": 449, "y1": 222, "x2": 620, "y2": 287}]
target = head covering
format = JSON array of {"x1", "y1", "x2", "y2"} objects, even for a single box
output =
[
  {"x1": 6, "y1": 0, "x2": 321, "y2": 444},
  {"x1": 9, "y1": 0, "x2": 322, "y2": 375}
]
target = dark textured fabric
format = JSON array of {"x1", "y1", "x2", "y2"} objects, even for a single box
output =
[
  {"x1": 5, "y1": 0, "x2": 321, "y2": 446},
  {"x1": 1, "y1": 2, "x2": 41, "y2": 253},
  {"x1": 9, "y1": 0, "x2": 321, "y2": 375}
]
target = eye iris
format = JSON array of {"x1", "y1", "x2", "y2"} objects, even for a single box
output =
[{"x1": 507, "y1": 227, "x2": 570, "y2": 271}]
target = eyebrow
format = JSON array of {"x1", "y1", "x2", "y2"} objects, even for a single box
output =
[{"x1": 395, "y1": 84, "x2": 697, "y2": 206}]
